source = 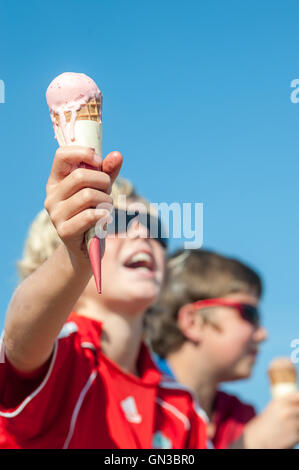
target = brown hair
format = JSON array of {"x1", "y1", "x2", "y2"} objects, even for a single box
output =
[{"x1": 145, "y1": 248, "x2": 263, "y2": 357}]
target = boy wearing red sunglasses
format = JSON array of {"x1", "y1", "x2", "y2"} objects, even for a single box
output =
[{"x1": 145, "y1": 249, "x2": 299, "y2": 449}]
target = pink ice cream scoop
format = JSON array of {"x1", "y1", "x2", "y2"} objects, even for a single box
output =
[
  {"x1": 46, "y1": 72, "x2": 102, "y2": 145},
  {"x1": 46, "y1": 72, "x2": 101, "y2": 110},
  {"x1": 46, "y1": 72, "x2": 104, "y2": 293}
]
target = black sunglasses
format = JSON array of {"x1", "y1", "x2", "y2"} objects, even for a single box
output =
[
  {"x1": 239, "y1": 304, "x2": 261, "y2": 327},
  {"x1": 106, "y1": 209, "x2": 168, "y2": 249}
]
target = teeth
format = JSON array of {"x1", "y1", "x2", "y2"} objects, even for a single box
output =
[{"x1": 129, "y1": 253, "x2": 152, "y2": 264}]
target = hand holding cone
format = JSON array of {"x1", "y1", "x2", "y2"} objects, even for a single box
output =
[{"x1": 46, "y1": 72, "x2": 121, "y2": 293}]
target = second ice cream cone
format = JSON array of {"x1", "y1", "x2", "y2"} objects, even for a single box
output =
[{"x1": 268, "y1": 357, "x2": 297, "y2": 398}]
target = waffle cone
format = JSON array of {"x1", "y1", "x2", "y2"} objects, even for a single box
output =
[
  {"x1": 54, "y1": 97, "x2": 101, "y2": 126},
  {"x1": 268, "y1": 357, "x2": 297, "y2": 385}
]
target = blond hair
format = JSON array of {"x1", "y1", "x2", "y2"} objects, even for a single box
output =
[{"x1": 18, "y1": 177, "x2": 150, "y2": 281}]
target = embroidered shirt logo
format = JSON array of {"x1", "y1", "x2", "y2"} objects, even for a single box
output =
[{"x1": 120, "y1": 396, "x2": 142, "y2": 423}]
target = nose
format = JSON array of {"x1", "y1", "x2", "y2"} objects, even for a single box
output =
[
  {"x1": 127, "y1": 218, "x2": 150, "y2": 240},
  {"x1": 253, "y1": 325, "x2": 268, "y2": 343}
]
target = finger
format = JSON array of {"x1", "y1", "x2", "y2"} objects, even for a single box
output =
[
  {"x1": 46, "y1": 168, "x2": 111, "y2": 205},
  {"x1": 52, "y1": 189, "x2": 113, "y2": 224},
  {"x1": 276, "y1": 392, "x2": 299, "y2": 408},
  {"x1": 57, "y1": 209, "x2": 109, "y2": 243},
  {"x1": 48, "y1": 146, "x2": 101, "y2": 185},
  {"x1": 285, "y1": 391, "x2": 299, "y2": 403},
  {"x1": 102, "y1": 151, "x2": 123, "y2": 185}
]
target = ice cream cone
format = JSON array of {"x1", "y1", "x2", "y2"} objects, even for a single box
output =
[
  {"x1": 46, "y1": 73, "x2": 104, "y2": 293},
  {"x1": 54, "y1": 97, "x2": 101, "y2": 124},
  {"x1": 268, "y1": 357, "x2": 297, "y2": 398},
  {"x1": 53, "y1": 97, "x2": 102, "y2": 155}
]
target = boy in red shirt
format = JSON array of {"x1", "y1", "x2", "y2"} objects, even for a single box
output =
[
  {"x1": 0, "y1": 147, "x2": 207, "y2": 449},
  {"x1": 146, "y1": 248, "x2": 299, "y2": 449}
]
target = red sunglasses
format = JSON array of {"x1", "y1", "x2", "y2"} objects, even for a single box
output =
[{"x1": 189, "y1": 298, "x2": 260, "y2": 327}]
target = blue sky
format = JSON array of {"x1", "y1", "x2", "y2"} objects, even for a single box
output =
[{"x1": 0, "y1": 0, "x2": 298, "y2": 412}]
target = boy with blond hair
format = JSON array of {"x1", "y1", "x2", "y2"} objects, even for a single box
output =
[{"x1": 0, "y1": 147, "x2": 207, "y2": 449}]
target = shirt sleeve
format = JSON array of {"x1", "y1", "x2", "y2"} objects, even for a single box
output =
[
  {"x1": 0, "y1": 352, "x2": 53, "y2": 410},
  {"x1": 0, "y1": 322, "x2": 96, "y2": 448},
  {"x1": 213, "y1": 395, "x2": 256, "y2": 449},
  {"x1": 227, "y1": 402, "x2": 256, "y2": 448}
]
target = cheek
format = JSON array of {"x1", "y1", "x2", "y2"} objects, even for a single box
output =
[
  {"x1": 101, "y1": 237, "x2": 123, "y2": 276},
  {"x1": 151, "y1": 242, "x2": 166, "y2": 278},
  {"x1": 206, "y1": 323, "x2": 254, "y2": 359}
]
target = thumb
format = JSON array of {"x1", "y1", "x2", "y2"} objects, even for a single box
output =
[{"x1": 102, "y1": 151, "x2": 123, "y2": 185}]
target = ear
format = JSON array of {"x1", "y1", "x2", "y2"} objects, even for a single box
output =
[{"x1": 177, "y1": 304, "x2": 204, "y2": 345}]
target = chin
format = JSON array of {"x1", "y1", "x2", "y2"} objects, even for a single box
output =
[
  {"x1": 228, "y1": 371, "x2": 252, "y2": 382},
  {"x1": 106, "y1": 281, "x2": 159, "y2": 314},
  {"x1": 231, "y1": 365, "x2": 254, "y2": 381},
  {"x1": 220, "y1": 364, "x2": 253, "y2": 382},
  {"x1": 128, "y1": 284, "x2": 159, "y2": 306}
]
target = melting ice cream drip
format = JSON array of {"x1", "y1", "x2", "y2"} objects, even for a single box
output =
[{"x1": 46, "y1": 72, "x2": 102, "y2": 145}]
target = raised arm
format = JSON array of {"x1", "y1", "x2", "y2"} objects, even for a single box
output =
[{"x1": 4, "y1": 147, "x2": 122, "y2": 373}]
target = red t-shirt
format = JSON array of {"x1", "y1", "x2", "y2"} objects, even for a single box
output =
[
  {"x1": 0, "y1": 313, "x2": 208, "y2": 449},
  {"x1": 211, "y1": 390, "x2": 256, "y2": 449}
]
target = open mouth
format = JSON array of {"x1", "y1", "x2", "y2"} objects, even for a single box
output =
[{"x1": 124, "y1": 252, "x2": 155, "y2": 272}]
